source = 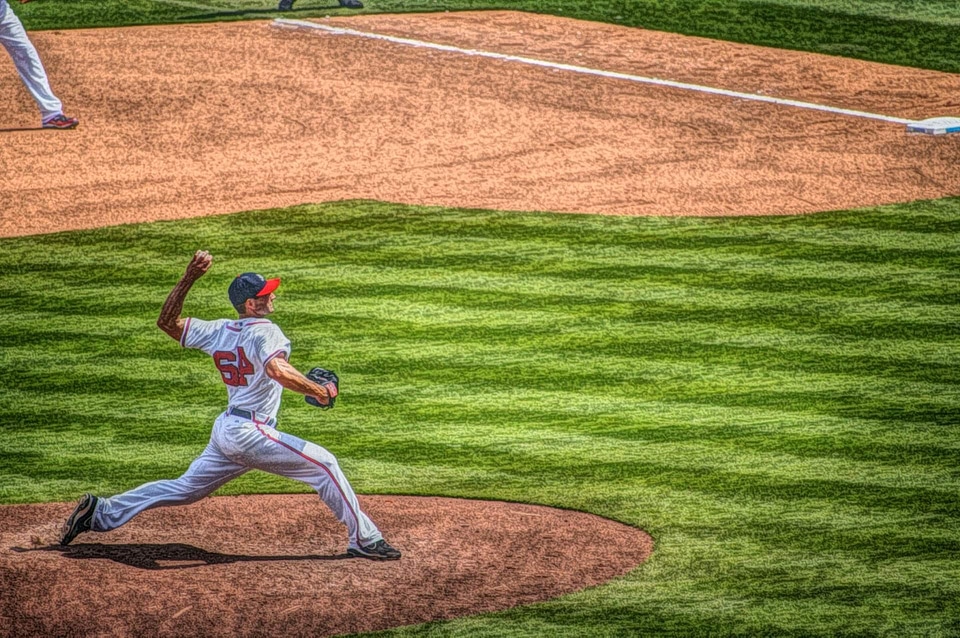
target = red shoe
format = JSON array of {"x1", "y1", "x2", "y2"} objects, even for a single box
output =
[{"x1": 42, "y1": 114, "x2": 80, "y2": 130}]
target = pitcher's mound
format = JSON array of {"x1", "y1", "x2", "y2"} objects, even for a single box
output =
[{"x1": 0, "y1": 494, "x2": 652, "y2": 637}]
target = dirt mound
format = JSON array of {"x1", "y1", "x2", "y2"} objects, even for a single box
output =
[{"x1": 0, "y1": 494, "x2": 652, "y2": 637}]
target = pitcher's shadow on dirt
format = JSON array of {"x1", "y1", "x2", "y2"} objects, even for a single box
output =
[{"x1": 13, "y1": 543, "x2": 351, "y2": 570}]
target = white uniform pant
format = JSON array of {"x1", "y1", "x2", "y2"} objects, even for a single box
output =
[
  {"x1": 92, "y1": 413, "x2": 383, "y2": 550},
  {"x1": 0, "y1": 0, "x2": 63, "y2": 120}
]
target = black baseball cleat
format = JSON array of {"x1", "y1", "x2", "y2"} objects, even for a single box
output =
[
  {"x1": 348, "y1": 539, "x2": 401, "y2": 560},
  {"x1": 60, "y1": 493, "x2": 98, "y2": 545}
]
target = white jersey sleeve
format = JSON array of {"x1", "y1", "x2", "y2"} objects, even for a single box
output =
[{"x1": 181, "y1": 318, "x2": 229, "y2": 354}]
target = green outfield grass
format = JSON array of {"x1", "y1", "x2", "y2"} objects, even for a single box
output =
[
  {"x1": 13, "y1": 0, "x2": 960, "y2": 73},
  {"x1": 1, "y1": 200, "x2": 958, "y2": 636}
]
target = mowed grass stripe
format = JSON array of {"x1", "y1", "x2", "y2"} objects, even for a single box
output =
[
  {"x1": 7, "y1": 322, "x2": 956, "y2": 425},
  {"x1": 13, "y1": 258, "x2": 954, "y2": 305},
  {"x1": 1, "y1": 199, "x2": 959, "y2": 635},
  {"x1": 274, "y1": 278, "x2": 957, "y2": 326}
]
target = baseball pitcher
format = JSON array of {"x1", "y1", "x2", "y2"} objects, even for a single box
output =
[{"x1": 60, "y1": 250, "x2": 400, "y2": 560}]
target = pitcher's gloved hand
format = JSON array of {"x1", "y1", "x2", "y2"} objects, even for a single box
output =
[{"x1": 305, "y1": 367, "x2": 339, "y2": 409}]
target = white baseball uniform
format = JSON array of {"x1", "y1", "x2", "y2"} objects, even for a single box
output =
[
  {"x1": 0, "y1": 0, "x2": 67, "y2": 123},
  {"x1": 91, "y1": 316, "x2": 384, "y2": 551}
]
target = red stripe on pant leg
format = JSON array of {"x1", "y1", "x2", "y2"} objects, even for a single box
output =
[{"x1": 254, "y1": 424, "x2": 362, "y2": 547}]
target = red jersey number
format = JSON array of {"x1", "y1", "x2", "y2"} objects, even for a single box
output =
[{"x1": 213, "y1": 347, "x2": 255, "y2": 387}]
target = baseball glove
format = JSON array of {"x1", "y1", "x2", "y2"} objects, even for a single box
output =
[{"x1": 305, "y1": 367, "x2": 339, "y2": 409}]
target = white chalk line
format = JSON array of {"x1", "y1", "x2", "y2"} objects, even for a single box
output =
[{"x1": 274, "y1": 18, "x2": 919, "y2": 127}]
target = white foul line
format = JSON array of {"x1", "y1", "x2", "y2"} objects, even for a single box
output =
[{"x1": 274, "y1": 18, "x2": 919, "y2": 127}]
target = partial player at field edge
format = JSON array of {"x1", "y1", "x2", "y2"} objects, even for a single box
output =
[{"x1": 0, "y1": 0, "x2": 79, "y2": 129}]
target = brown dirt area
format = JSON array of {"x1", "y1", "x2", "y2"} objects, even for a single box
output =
[
  {"x1": 0, "y1": 494, "x2": 653, "y2": 637},
  {"x1": 1, "y1": 10, "x2": 959, "y2": 238}
]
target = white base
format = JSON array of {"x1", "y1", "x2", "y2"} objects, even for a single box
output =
[{"x1": 906, "y1": 116, "x2": 960, "y2": 135}]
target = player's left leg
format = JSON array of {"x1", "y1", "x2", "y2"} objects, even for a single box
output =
[
  {"x1": 245, "y1": 424, "x2": 384, "y2": 552},
  {"x1": 0, "y1": 0, "x2": 75, "y2": 126}
]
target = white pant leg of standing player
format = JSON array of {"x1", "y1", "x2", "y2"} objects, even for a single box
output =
[{"x1": 0, "y1": 0, "x2": 77, "y2": 128}]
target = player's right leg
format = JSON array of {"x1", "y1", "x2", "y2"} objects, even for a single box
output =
[{"x1": 88, "y1": 441, "x2": 248, "y2": 534}]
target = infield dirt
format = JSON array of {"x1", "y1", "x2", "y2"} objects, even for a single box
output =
[{"x1": 1, "y1": 11, "x2": 959, "y2": 237}]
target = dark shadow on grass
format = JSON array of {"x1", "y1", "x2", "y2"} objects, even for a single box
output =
[
  {"x1": 13, "y1": 543, "x2": 351, "y2": 570},
  {"x1": 183, "y1": 4, "x2": 348, "y2": 19}
]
